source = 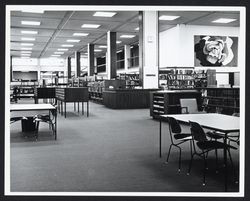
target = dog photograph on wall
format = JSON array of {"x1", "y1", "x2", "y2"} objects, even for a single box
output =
[{"x1": 194, "y1": 35, "x2": 238, "y2": 67}]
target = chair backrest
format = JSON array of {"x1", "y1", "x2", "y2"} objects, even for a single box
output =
[
  {"x1": 167, "y1": 117, "x2": 181, "y2": 134},
  {"x1": 189, "y1": 121, "x2": 207, "y2": 142},
  {"x1": 180, "y1": 98, "x2": 198, "y2": 114}
]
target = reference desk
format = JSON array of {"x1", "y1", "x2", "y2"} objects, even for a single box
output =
[
  {"x1": 10, "y1": 104, "x2": 57, "y2": 140},
  {"x1": 55, "y1": 87, "x2": 89, "y2": 118},
  {"x1": 103, "y1": 89, "x2": 157, "y2": 109},
  {"x1": 159, "y1": 113, "x2": 240, "y2": 191}
]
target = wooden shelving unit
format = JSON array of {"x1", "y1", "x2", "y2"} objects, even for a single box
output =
[
  {"x1": 150, "y1": 90, "x2": 202, "y2": 118},
  {"x1": 118, "y1": 73, "x2": 140, "y2": 88}
]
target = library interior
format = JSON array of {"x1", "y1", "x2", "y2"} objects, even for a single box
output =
[{"x1": 7, "y1": 7, "x2": 244, "y2": 194}]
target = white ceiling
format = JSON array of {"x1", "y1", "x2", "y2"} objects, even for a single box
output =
[{"x1": 10, "y1": 10, "x2": 240, "y2": 59}]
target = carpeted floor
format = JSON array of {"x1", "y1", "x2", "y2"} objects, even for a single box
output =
[{"x1": 9, "y1": 99, "x2": 239, "y2": 193}]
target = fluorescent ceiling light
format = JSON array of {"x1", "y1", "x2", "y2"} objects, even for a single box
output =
[
  {"x1": 116, "y1": 50, "x2": 123, "y2": 53},
  {"x1": 61, "y1": 44, "x2": 74, "y2": 47},
  {"x1": 93, "y1": 12, "x2": 116, "y2": 17},
  {"x1": 81, "y1": 24, "x2": 100, "y2": 28},
  {"x1": 21, "y1": 21, "x2": 41, "y2": 26},
  {"x1": 73, "y1": 33, "x2": 89, "y2": 36},
  {"x1": 94, "y1": 49, "x2": 102, "y2": 52},
  {"x1": 57, "y1": 48, "x2": 68, "y2": 51},
  {"x1": 135, "y1": 27, "x2": 139, "y2": 31},
  {"x1": 67, "y1": 39, "x2": 80, "y2": 43},
  {"x1": 21, "y1": 30, "x2": 38, "y2": 34},
  {"x1": 51, "y1": 55, "x2": 61, "y2": 57},
  {"x1": 159, "y1": 15, "x2": 180, "y2": 21},
  {"x1": 21, "y1": 47, "x2": 32, "y2": 50},
  {"x1": 21, "y1": 37, "x2": 35, "y2": 41},
  {"x1": 21, "y1": 53, "x2": 31, "y2": 56},
  {"x1": 212, "y1": 18, "x2": 237, "y2": 23},
  {"x1": 54, "y1": 52, "x2": 64, "y2": 54},
  {"x1": 20, "y1": 56, "x2": 30, "y2": 59},
  {"x1": 21, "y1": 9, "x2": 44, "y2": 13},
  {"x1": 116, "y1": 41, "x2": 122, "y2": 44},
  {"x1": 21, "y1": 43, "x2": 34, "y2": 46},
  {"x1": 120, "y1": 35, "x2": 135, "y2": 38},
  {"x1": 99, "y1": 45, "x2": 107, "y2": 48},
  {"x1": 21, "y1": 51, "x2": 32, "y2": 53}
]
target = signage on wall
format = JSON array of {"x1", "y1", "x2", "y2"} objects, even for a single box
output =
[{"x1": 194, "y1": 35, "x2": 238, "y2": 67}]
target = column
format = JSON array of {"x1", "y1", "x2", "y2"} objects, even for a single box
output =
[
  {"x1": 67, "y1": 57, "x2": 71, "y2": 78},
  {"x1": 75, "y1": 51, "x2": 81, "y2": 77},
  {"x1": 124, "y1": 45, "x2": 131, "y2": 71},
  {"x1": 139, "y1": 11, "x2": 159, "y2": 89},
  {"x1": 10, "y1": 56, "x2": 13, "y2": 81},
  {"x1": 88, "y1": 44, "x2": 95, "y2": 76},
  {"x1": 107, "y1": 31, "x2": 117, "y2": 79}
]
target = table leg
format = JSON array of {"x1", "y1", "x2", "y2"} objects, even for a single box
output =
[
  {"x1": 74, "y1": 102, "x2": 76, "y2": 111},
  {"x1": 54, "y1": 109, "x2": 57, "y2": 140},
  {"x1": 82, "y1": 102, "x2": 84, "y2": 115},
  {"x1": 159, "y1": 118, "x2": 162, "y2": 158},
  {"x1": 87, "y1": 101, "x2": 89, "y2": 117},
  {"x1": 78, "y1": 102, "x2": 79, "y2": 114},
  {"x1": 224, "y1": 133, "x2": 228, "y2": 191},
  {"x1": 64, "y1": 102, "x2": 66, "y2": 118}
]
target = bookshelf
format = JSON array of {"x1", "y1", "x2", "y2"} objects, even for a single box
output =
[
  {"x1": 118, "y1": 73, "x2": 140, "y2": 88},
  {"x1": 159, "y1": 68, "x2": 214, "y2": 89},
  {"x1": 200, "y1": 87, "x2": 239, "y2": 115}
]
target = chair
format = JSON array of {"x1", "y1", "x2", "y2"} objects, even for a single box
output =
[
  {"x1": 166, "y1": 117, "x2": 192, "y2": 172},
  {"x1": 10, "y1": 116, "x2": 26, "y2": 124},
  {"x1": 180, "y1": 98, "x2": 206, "y2": 114},
  {"x1": 33, "y1": 106, "x2": 57, "y2": 139},
  {"x1": 188, "y1": 121, "x2": 237, "y2": 186}
]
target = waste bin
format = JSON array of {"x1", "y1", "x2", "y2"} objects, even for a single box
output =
[{"x1": 21, "y1": 117, "x2": 36, "y2": 132}]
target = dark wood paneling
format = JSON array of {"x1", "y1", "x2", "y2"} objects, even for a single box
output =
[
  {"x1": 55, "y1": 87, "x2": 89, "y2": 102},
  {"x1": 108, "y1": 32, "x2": 117, "y2": 79}
]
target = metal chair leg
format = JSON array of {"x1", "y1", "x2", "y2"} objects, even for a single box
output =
[
  {"x1": 227, "y1": 148, "x2": 238, "y2": 184},
  {"x1": 203, "y1": 154, "x2": 207, "y2": 186},
  {"x1": 166, "y1": 144, "x2": 173, "y2": 163},
  {"x1": 178, "y1": 146, "x2": 182, "y2": 173},
  {"x1": 187, "y1": 153, "x2": 194, "y2": 175}
]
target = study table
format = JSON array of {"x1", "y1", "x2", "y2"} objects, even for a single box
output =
[
  {"x1": 159, "y1": 113, "x2": 240, "y2": 192},
  {"x1": 10, "y1": 104, "x2": 57, "y2": 140}
]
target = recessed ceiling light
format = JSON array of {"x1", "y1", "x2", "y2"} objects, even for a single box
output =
[
  {"x1": 21, "y1": 30, "x2": 38, "y2": 34},
  {"x1": 93, "y1": 12, "x2": 117, "y2": 17},
  {"x1": 73, "y1": 33, "x2": 89, "y2": 36},
  {"x1": 135, "y1": 27, "x2": 139, "y2": 31},
  {"x1": 21, "y1": 47, "x2": 32, "y2": 50},
  {"x1": 21, "y1": 37, "x2": 35, "y2": 41},
  {"x1": 21, "y1": 43, "x2": 34, "y2": 46},
  {"x1": 120, "y1": 35, "x2": 136, "y2": 38},
  {"x1": 116, "y1": 41, "x2": 122, "y2": 44},
  {"x1": 61, "y1": 44, "x2": 74, "y2": 47},
  {"x1": 212, "y1": 18, "x2": 237, "y2": 23},
  {"x1": 54, "y1": 52, "x2": 64, "y2": 54},
  {"x1": 51, "y1": 55, "x2": 61, "y2": 57},
  {"x1": 21, "y1": 51, "x2": 32, "y2": 54},
  {"x1": 94, "y1": 49, "x2": 102, "y2": 52},
  {"x1": 21, "y1": 56, "x2": 30, "y2": 59},
  {"x1": 81, "y1": 24, "x2": 100, "y2": 28},
  {"x1": 159, "y1": 15, "x2": 180, "y2": 21},
  {"x1": 57, "y1": 48, "x2": 68, "y2": 51},
  {"x1": 21, "y1": 21, "x2": 41, "y2": 26},
  {"x1": 21, "y1": 9, "x2": 44, "y2": 13},
  {"x1": 67, "y1": 39, "x2": 80, "y2": 43},
  {"x1": 99, "y1": 45, "x2": 107, "y2": 48}
]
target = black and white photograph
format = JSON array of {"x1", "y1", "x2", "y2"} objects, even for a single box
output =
[{"x1": 3, "y1": 4, "x2": 247, "y2": 199}]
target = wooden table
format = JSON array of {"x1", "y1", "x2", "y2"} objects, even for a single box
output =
[
  {"x1": 159, "y1": 113, "x2": 240, "y2": 192},
  {"x1": 10, "y1": 104, "x2": 57, "y2": 140}
]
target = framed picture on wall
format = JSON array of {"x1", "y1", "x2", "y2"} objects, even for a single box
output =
[{"x1": 194, "y1": 35, "x2": 238, "y2": 67}]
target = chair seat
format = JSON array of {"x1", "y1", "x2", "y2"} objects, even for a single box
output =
[
  {"x1": 206, "y1": 131, "x2": 224, "y2": 139},
  {"x1": 174, "y1": 133, "x2": 192, "y2": 140},
  {"x1": 197, "y1": 141, "x2": 237, "y2": 150}
]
